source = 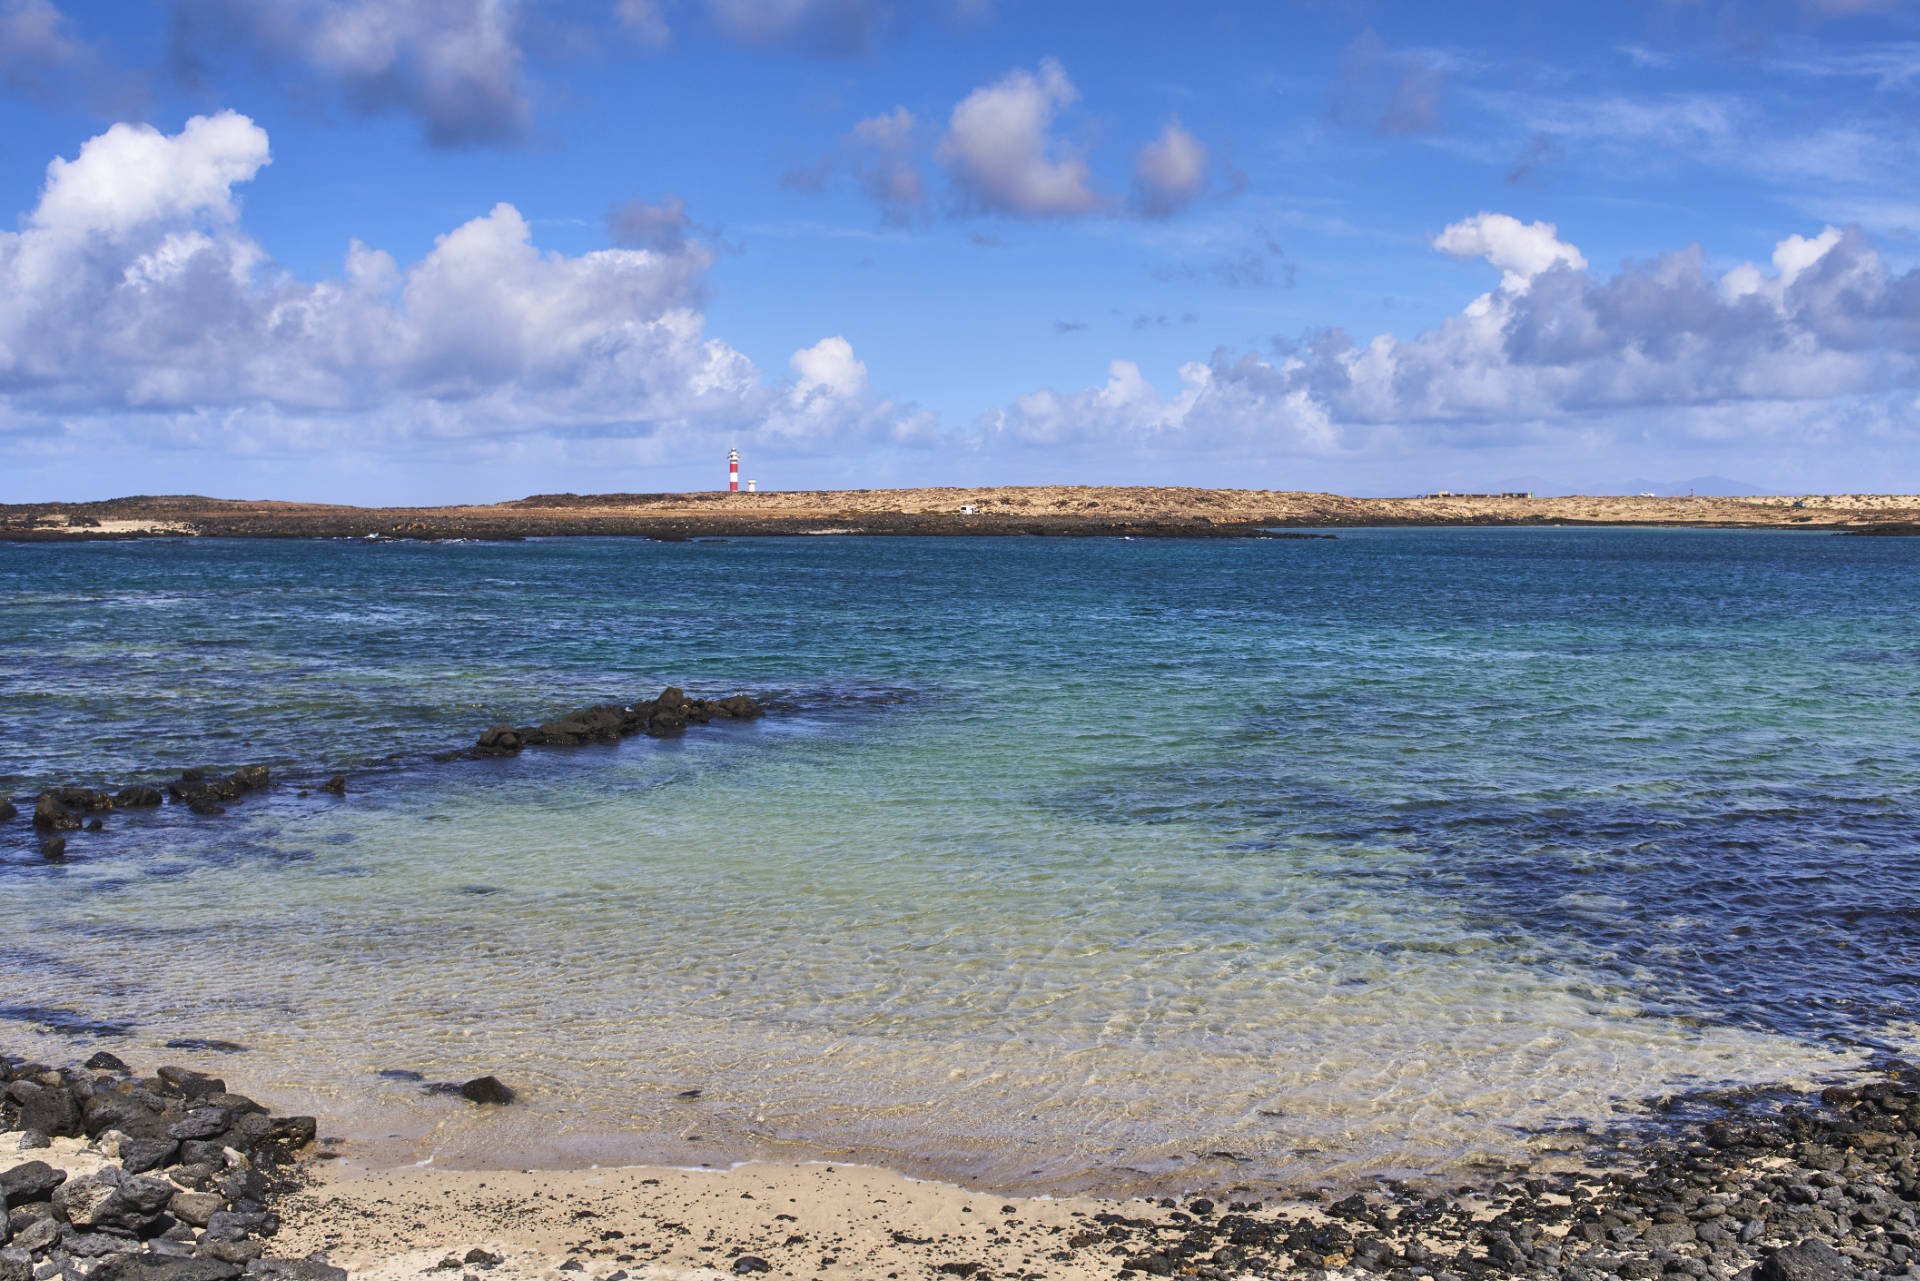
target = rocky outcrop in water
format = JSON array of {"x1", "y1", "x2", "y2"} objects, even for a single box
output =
[
  {"x1": 6, "y1": 772, "x2": 270, "y2": 838},
  {"x1": 166, "y1": 767, "x2": 272, "y2": 817},
  {"x1": 0, "y1": 1052, "x2": 334, "y2": 1281},
  {"x1": 4, "y1": 686, "x2": 765, "y2": 859},
  {"x1": 474, "y1": 687, "x2": 763, "y2": 756}
]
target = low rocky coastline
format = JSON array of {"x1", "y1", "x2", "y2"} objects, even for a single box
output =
[
  {"x1": 13, "y1": 486, "x2": 1919, "y2": 544},
  {"x1": 6, "y1": 1048, "x2": 1919, "y2": 1281}
]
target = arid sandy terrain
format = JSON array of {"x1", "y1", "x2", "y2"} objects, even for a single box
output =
[{"x1": 5, "y1": 487, "x2": 1920, "y2": 541}]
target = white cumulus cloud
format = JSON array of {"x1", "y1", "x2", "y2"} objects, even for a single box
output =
[
  {"x1": 0, "y1": 113, "x2": 914, "y2": 464},
  {"x1": 977, "y1": 213, "x2": 1920, "y2": 474},
  {"x1": 1432, "y1": 212, "x2": 1588, "y2": 292},
  {"x1": 31, "y1": 112, "x2": 270, "y2": 238},
  {"x1": 790, "y1": 335, "x2": 869, "y2": 399},
  {"x1": 936, "y1": 59, "x2": 1105, "y2": 217},
  {"x1": 1132, "y1": 119, "x2": 1209, "y2": 218}
]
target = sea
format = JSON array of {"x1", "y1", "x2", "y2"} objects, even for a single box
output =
[{"x1": 1, "y1": 528, "x2": 1917, "y2": 1194}]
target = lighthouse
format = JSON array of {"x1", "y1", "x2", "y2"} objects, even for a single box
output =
[{"x1": 728, "y1": 447, "x2": 739, "y2": 493}]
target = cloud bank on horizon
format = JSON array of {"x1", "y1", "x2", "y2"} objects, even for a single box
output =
[{"x1": 2, "y1": 0, "x2": 1919, "y2": 500}]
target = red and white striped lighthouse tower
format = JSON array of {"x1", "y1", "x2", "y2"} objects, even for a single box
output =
[{"x1": 728, "y1": 447, "x2": 739, "y2": 493}]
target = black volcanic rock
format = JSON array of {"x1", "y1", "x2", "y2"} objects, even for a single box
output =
[
  {"x1": 31, "y1": 795, "x2": 81, "y2": 832},
  {"x1": 1759, "y1": 1240, "x2": 1854, "y2": 1281},
  {"x1": 5, "y1": 1083, "x2": 80, "y2": 1138},
  {"x1": 84, "y1": 1093, "x2": 165, "y2": 1140},
  {"x1": 93, "y1": 1257, "x2": 243, "y2": 1281},
  {"x1": 0, "y1": 1161, "x2": 65, "y2": 1208},
  {"x1": 474, "y1": 726, "x2": 522, "y2": 756},
  {"x1": 119, "y1": 1139, "x2": 179, "y2": 1175},
  {"x1": 459, "y1": 1076, "x2": 514, "y2": 1106},
  {"x1": 48, "y1": 787, "x2": 114, "y2": 813}
]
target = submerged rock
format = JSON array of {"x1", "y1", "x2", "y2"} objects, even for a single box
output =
[
  {"x1": 473, "y1": 726, "x2": 522, "y2": 757},
  {"x1": 114, "y1": 786, "x2": 163, "y2": 808},
  {"x1": 317, "y1": 776, "x2": 346, "y2": 795},
  {"x1": 168, "y1": 766, "x2": 269, "y2": 816},
  {"x1": 646, "y1": 705, "x2": 688, "y2": 735},
  {"x1": 0, "y1": 800, "x2": 15, "y2": 822},
  {"x1": 47, "y1": 787, "x2": 114, "y2": 813},
  {"x1": 458, "y1": 1076, "x2": 514, "y2": 1106},
  {"x1": 30, "y1": 795, "x2": 80, "y2": 832},
  {"x1": 164, "y1": 1039, "x2": 247, "y2": 1055},
  {"x1": 471, "y1": 687, "x2": 765, "y2": 754}
]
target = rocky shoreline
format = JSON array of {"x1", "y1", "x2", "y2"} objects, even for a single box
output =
[
  {"x1": 7, "y1": 1048, "x2": 1920, "y2": 1281},
  {"x1": 1, "y1": 687, "x2": 764, "y2": 860},
  {"x1": 1, "y1": 1049, "x2": 332, "y2": 1281}
]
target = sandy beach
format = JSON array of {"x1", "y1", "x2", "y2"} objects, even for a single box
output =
[
  {"x1": 276, "y1": 1158, "x2": 1158, "y2": 1281},
  {"x1": 8, "y1": 1048, "x2": 1920, "y2": 1281},
  {"x1": 6, "y1": 487, "x2": 1920, "y2": 542}
]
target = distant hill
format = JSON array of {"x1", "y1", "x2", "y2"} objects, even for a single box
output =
[
  {"x1": 1469, "y1": 475, "x2": 1776, "y2": 498},
  {"x1": 1619, "y1": 476, "x2": 1775, "y2": 498}
]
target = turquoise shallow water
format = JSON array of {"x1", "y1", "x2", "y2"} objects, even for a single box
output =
[{"x1": 1, "y1": 529, "x2": 1918, "y2": 1192}]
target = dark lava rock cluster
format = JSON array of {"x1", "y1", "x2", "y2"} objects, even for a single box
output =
[
  {"x1": 5, "y1": 768, "x2": 276, "y2": 860},
  {"x1": 472, "y1": 686, "x2": 762, "y2": 756},
  {"x1": 0, "y1": 1051, "x2": 337, "y2": 1281},
  {"x1": 1066, "y1": 1073, "x2": 1920, "y2": 1281}
]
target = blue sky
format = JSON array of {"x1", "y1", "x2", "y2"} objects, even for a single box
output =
[{"x1": 1, "y1": 0, "x2": 1918, "y2": 502}]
